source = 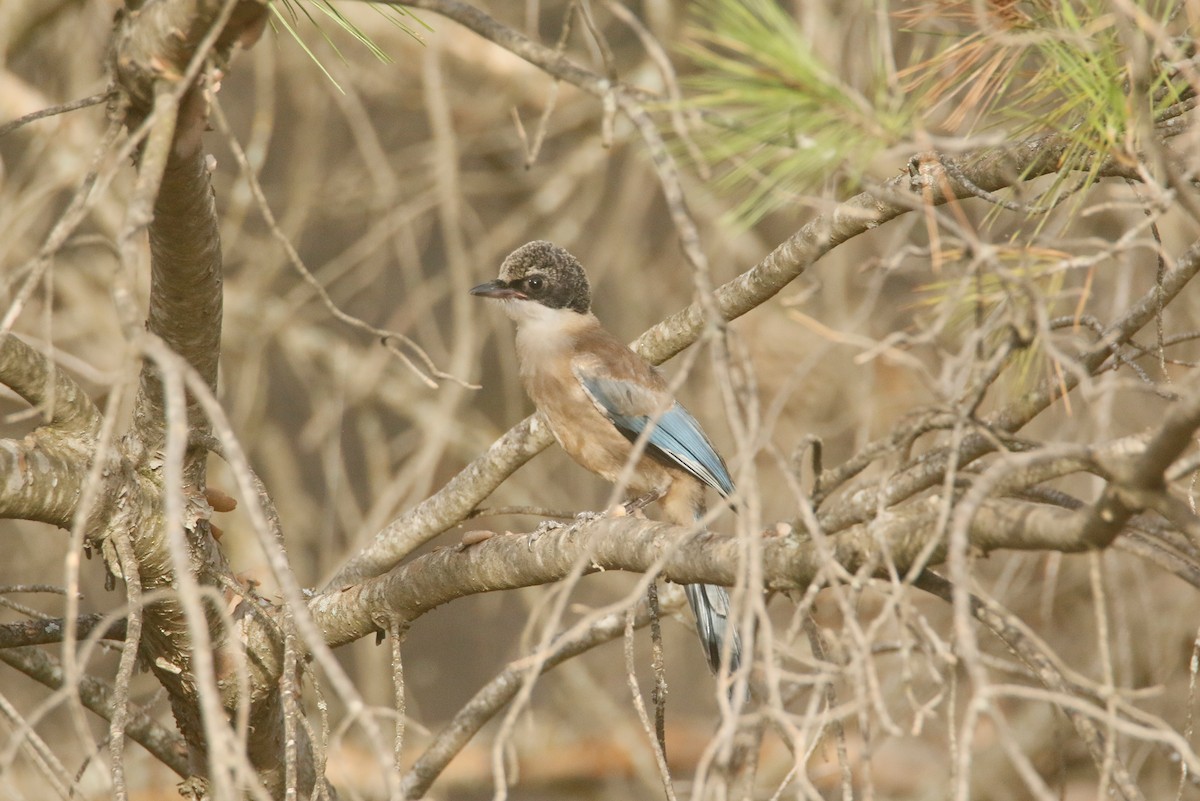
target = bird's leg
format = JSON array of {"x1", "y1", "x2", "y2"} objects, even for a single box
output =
[
  {"x1": 623, "y1": 488, "x2": 664, "y2": 517},
  {"x1": 540, "y1": 490, "x2": 663, "y2": 539}
]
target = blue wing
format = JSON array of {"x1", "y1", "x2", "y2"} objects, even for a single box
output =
[{"x1": 574, "y1": 371, "x2": 734, "y2": 497}]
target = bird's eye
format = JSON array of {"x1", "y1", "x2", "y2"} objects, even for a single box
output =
[{"x1": 527, "y1": 275, "x2": 544, "y2": 292}]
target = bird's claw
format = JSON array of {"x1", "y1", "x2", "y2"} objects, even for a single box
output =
[
  {"x1": 534, "y1": 519, "x2": 566, "y2": 534},
  {"x1": 623, "y1": 490, "x2": 662, "y2": 516},
  {"x1": 528, "y1": 518, "x2": 566, "y2": 547}
]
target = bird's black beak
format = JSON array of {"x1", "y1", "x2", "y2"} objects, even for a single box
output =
[{"x1": 469, "y1": 279, "x2": 526, "y2": 300}]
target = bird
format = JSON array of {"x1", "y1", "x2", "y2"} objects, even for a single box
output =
[{"x1": 470, "y1": 240, "x2": 742, "y2": 674}]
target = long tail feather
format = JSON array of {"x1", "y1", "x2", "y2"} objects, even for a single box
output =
[{"x1": 684, "y1": 582, "x2": 742, "y2": 674}]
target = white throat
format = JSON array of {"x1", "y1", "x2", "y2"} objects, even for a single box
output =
[{"x1": 504, "y1": 300, "x2": 592, "y2": 372}]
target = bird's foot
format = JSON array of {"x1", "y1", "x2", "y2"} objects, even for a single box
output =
[
  {"x1": 535, "y1": 518, "x2": 567, "y2": 534},
  {"x1": 573, "y1": 510, "x2": 604, "y2": 524},
  {"x1": 622, "y1": 489, "x2": 662, "y2": 517},
  {"x1": 528, "y1": 518, "x2": 567, "y2": 547}
]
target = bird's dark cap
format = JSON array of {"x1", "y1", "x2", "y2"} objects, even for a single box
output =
[{"x1": 477, "y1": 240, "x2": 591, "y2": 314}]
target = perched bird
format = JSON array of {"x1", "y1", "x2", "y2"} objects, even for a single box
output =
[{"x1": 470, "y1": 241, "x2": 741, "y2": 674}]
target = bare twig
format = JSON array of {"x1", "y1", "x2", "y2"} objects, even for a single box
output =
[
  {"x1": 0, "y1": 90, "x2": 111, "y2": 139},
  {"x1": 0, "y1": 646, "x2": 188, "y2": 776},
  {"x1": 401, "y1": 608, "x2": 649, "y2": 798},
  {"x1": 211, "y1": 99, "x2": 477, "y2": 391},
  {"x1": 624, "y1": 603, "x2": 677, "y2": 801},
  {"x1": 915, "y1": 573, "x2": 1161, "y2": 801}
]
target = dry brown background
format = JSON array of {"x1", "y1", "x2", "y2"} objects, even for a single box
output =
[{"x1": 3, "y1": 1, "x2": 1200, "y2": 799}]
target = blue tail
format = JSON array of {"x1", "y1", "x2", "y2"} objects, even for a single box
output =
[{"x1": 684, "y1": 581, "x2": 742, "y2": 674}]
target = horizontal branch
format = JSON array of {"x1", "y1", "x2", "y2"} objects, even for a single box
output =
[
  {"x1": 312, "y1": 495, "x2": 1124, "y2": 649},
  {"x1": 0, "y1": 615, "x2": 126, "y2": 649}
]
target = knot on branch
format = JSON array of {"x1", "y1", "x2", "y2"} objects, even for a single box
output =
[
  {"x1": 110, "y1": 0, "x2": 267, "y2": 117},
  {"x1": 88, "y1": 452, "x2": 217, "y2": 591}
]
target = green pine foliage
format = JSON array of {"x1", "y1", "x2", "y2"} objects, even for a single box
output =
[
  {"x1": 682, "y1": 0, "x2": 913, "y2": 224},
  {"x1": 905, "y1": 0, "x2": 1189, "y2": 188},
  {"x1": 269, "y1": 0, "x2": 430, "y2": 91},
  {"x1": 684, "y1": 0, "x2": 1193, "y2": 224}
]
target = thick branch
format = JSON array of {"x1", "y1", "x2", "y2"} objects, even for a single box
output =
[
  {"x1": 0, "y1": 335, "x2": 101, "y2": 526},
  {"x1": 0, "y1": 436, "x2": 89, "y2": 528},
  {"x1": 634, "y1": 143, "x2": 1137, "y2": 364},
  {"x1": 0, "y1": 334, "x2": 101, "y2": 434},
  {"x1": 112, "y1": 0, "x2": 266, "y2": 115},
  {"x1": 105, "y1": 3, "x2": 300, "y2": 792},
  {"x1": 113, "y1": 0, "x2": 265, "y2": 474},
  {"x1": 128, "y1": 110, "x2": 224, "y2": 480},
  {"x1": 312, "y1": 495, "x2": 1131, "y2": 649},
  {"x1": 145, "y1": 147, "x2": 222, "y2": 386}
]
